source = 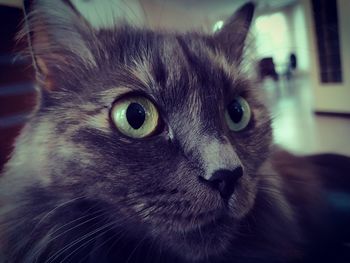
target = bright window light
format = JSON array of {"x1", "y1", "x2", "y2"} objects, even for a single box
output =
[
  {"x1": 213, "y1": 20, "x2": 224, "y2": 32},
  {"x1": 254, "y1": 12, "x2": 291, "y2": 71}
]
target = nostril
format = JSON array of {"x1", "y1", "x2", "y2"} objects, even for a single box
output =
[
  {"x1": 210, "y1": 179, "x2": 226, "y2": 195},
  {"x1": 208, "y1": 167, "x2": 243, "y2": 199}
]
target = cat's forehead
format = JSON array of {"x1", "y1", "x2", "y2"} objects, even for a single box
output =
[{"x1": 97, "y1": 28, "x2": 243, "y2": 104}]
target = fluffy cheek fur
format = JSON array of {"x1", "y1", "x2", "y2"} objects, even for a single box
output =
[
  {"x1": 19, "y1": 116, "x2": 264, "y2": 261},
  {"x1": 53, "y1": 95, "x2": 271, "y2": 251}
]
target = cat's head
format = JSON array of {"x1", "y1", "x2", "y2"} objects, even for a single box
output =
[{"x1": 11, "y1": 0, "x2": 271, "y2": 261}]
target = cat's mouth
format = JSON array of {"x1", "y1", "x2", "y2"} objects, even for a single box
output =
[
  {"x1": 144, "y1": 186, "x2": 256, "y2": 261},
  {"x1": 147, "y1": 205, "x2": 229, "y2": 235},
  {"x1": 183, "y1": 212, "x2": 237, "y2": 238},
  {"x1": 181, "y1": 208, "x2": 225, "y2": 231}
]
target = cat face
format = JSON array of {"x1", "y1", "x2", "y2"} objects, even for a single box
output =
[{"x1": 2, "y1": 1, "x2": 271, "y2": 261}]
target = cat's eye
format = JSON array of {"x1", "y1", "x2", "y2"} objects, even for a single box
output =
[
  {"x1": 111, "y1": 96, "x2": 159, "y2": 138},
  {"x1": 225, "y1": 96, "x2": 251, "y2": 132}
]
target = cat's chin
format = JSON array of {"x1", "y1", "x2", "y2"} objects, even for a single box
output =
[{"x1": 158, "y1": 215, "x2": 238, "y2": 262}]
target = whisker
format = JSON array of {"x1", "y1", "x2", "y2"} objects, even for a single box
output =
[
  {"x1": 30, "y1": 209, "x2": 111, "y2": 261},
  {"x1": 43, "y1": 204, "x2": 104, "y2": 239},
  {"x1": 125, "y1": 234, "x2": 148, "y2": 263},
  {"x1": 104, "y1": 229, "x2": 129, "y2": 257},
  {"x1": 58, "y1": 222, "x2": 117, "y2": 263},
  {"x1": 30, "y1": 196, "x2": 87, "y2": 235},
  {"x1": 45, "y1": 220, "x2": 116, "y2": 263},
  {"x1": 77, "y1": 226, "x2": 128, "y2": 263}
]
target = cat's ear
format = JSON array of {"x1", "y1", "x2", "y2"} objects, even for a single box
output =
[
  {"x1": 23, "y1": 0, "x2": 97, "y2": 90},
  {"x1": 214, "y1": 2, "x2": 255, "y2": 63}
]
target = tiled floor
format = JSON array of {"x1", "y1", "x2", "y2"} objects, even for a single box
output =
[{"x1": 261, "y1": 76, "x2": 350, "y2": 156}]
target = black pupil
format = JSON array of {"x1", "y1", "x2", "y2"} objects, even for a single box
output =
[
  {"x1": 126, "y1": 103, "x2": 146, "y2": 129},
  {"x1": 227, "y1": 100, "x2": 244, "y2": 123}
]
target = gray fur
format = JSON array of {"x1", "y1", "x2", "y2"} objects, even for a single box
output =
[{"x1": 0, "y1": 1, "x2": 303, "y2": 263}]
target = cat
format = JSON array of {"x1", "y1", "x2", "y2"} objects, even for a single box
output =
[{"x1": 1, "y1": 1, "x2": 350, "y2": 263}]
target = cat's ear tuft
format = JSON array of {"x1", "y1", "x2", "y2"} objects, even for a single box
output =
[
  {"x1": 22, "y1": 0, "x2": 97, "y2": 90},
  {"x1": 214, "y1": 2, "x2": 255, "y2": 63}
]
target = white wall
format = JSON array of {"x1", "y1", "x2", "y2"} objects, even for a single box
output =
[
  {"x1": 72, "y1": 0, "x2": 145, "y2": 29},
  {"x1": 303, "y1": 0, "x2": 350, "y2": 113},
  {"x1": 251, "y1": 3, "x2": 311, "y2": 75},
  {"x1": 0, "y1": 0, "x2": 146, "y2": 29},
  {"x1": 253, "y1": 11, "x2": 293, "y2": 73},
  {"x1": 288, "y1": 3, "x2": 310, "y2": 73},
  {"x1": 139, "y1": 0, "x2": 229, "y2": 33}
]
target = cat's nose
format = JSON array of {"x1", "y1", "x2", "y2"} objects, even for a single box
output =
[{"x1": 206, "y1": 167, "x2": 243, "y2": 199}]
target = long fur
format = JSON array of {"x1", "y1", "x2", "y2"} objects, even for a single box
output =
[{"x1": 1, "y1": 1, "x2": 350, "y2": 263}]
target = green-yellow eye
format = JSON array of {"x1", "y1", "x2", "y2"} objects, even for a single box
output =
[
  {"x1": 225, "y1": 96, "x2": 251, "y2": 132},
  {"x1": 111, "y1": 96, "x2": 159, "y2": 138}
]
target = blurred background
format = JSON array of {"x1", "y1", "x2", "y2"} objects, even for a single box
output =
[{"x1": 0, "y1": 0, "x2": 349, "y2": 171}]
